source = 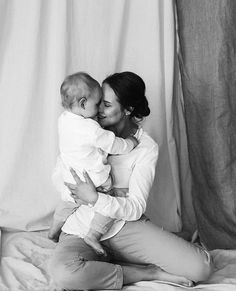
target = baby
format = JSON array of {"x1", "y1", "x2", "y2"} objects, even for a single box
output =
[{"x1": 49, "y1": 72, "x2": 138, "y2": 255}]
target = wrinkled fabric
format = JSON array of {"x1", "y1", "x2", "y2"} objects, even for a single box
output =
[
  {"x1": 1, "y1": 230, "x2": 236, "y2": 290},
  {"x1": 176, "y1": 0, "x2": 236, "y2": 249}
]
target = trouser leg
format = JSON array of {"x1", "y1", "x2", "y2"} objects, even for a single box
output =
[
  {"x1": 105, "y1": 216, "x2": 212, "y2": 283},
  {"x1": 49, "y1": 232, "x2": 123, "y2": 290}
]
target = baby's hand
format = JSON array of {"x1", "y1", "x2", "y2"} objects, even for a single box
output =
[
  {"x1": 113, "y1": 188, "x2": 128, "y2": 197},
  {"x1": 96, "y1": 188, "x2": 128, "y2": 197},
  {"x1": 96, "y1": 186, "x2": 112, "y2": 194},
  {"x1": 127, "y1": 136, "x2": 139, "y2": 148}
]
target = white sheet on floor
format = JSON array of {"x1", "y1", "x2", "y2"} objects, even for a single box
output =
[{"x1": 0, "y1": 230, "x2": 236, "y2": 291}]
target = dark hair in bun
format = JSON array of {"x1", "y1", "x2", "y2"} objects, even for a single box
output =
[{"x1": 102, "y1": 72, "x2": 150, "y2": 120}]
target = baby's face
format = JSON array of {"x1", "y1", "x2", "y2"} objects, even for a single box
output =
[{"x1": 84, "y1": 88, "x2": 102, "y2": 119}]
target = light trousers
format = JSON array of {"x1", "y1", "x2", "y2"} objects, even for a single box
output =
[{"x1": 49, "y1": 216, "x2": 212, "y2": 290}]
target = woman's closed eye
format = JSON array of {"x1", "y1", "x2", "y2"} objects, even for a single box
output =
[{"x1": 104, "y1": 101, "x2": 111, "y2": 107}]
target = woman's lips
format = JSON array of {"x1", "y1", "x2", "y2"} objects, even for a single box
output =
[{"x1": 98, "y1": 114, "x2": 106, "y2": 120}]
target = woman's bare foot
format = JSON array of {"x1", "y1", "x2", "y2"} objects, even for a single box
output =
[
  {"x1": 121, "y1": 263, "x2": 193, "y2": 287},
  {"x1": 147, "y1": 264, "x2": 193, "y2": 287}
]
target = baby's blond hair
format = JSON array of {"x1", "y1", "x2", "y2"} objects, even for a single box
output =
[{"x1": 60, "y1": 72, "x2": 100, "y2": 109}]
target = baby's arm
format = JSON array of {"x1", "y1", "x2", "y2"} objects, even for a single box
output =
[
  {"x1": 112, "y1": 188, "x2": 128, "y2": 197},
  {"x1": 94, "y1": 126, "x2": 138, "y2": 155}
]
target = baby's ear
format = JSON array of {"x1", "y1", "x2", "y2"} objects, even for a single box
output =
[{"x1": 79, "y1": 97, "x2": 87, "y2": 109}]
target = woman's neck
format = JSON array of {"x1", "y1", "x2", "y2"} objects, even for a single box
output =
[{"x1": 109, "y1": 118, "x2": 138, "y2": 138}]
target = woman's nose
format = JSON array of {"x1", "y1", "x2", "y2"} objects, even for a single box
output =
[{"x1": 99, "y1": 102, "x2": 104, "y2": 113}]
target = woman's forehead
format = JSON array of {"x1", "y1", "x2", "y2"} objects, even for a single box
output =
[{"x1": 102, "y1": 84, "x2": 117, "y2": 103}]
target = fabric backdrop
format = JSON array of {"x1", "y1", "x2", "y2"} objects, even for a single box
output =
[
  {"x1": 176, "y1": 0, "x2": 236, "y2": 249},
  {"x1": 0, "y1": 0, "x2": 185, "y2": 233}
]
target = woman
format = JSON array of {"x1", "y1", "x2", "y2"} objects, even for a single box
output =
[{"x1": 49, "y1": 72, "x2": 212, "y2": 290}]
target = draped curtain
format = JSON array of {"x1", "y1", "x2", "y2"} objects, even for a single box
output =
[
  {"x1": 176, "y1": 0, "x2": 236, "y2": 249},
  {"x1": 0, "y1": 0, "x2": 184, "y2": 233}
]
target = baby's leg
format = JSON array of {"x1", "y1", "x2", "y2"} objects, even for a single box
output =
[
  {"x1": 85, "y1": 176, "x2": 114, "y2": 254},
  {"x1": 49, "y1": 201, "x2": 77, "y2": 242},
  {"x1": 84, "y1": 212, "x2": 114, "y2": 255}
]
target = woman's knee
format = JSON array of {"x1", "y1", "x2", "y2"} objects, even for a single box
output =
[
  {"x1": 49, "y1": 256, "x2": 87, "y2": 290},
  {"x1": 50, "y1": 263, "x2": 71, "y2": 288}
]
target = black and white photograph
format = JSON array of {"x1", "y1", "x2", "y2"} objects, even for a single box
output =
[{"x1": 0, "y1": 0, "x2": 236, "y2": 290}]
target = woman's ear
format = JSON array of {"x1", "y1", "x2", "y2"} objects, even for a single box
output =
[
  {"x1": 124, "y1": 107, "x2": 134, "y2": 116},
  {"x1": 79, "y1": 97, "x2": 87, "y2": 109}
]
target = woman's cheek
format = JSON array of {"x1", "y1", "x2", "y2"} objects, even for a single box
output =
[
  {"x1": 101, "y1": 106, "x2": 123, "y2": 127},
  {"x1": 107, "y1": 110, "x2": 121, "y2": 124}
]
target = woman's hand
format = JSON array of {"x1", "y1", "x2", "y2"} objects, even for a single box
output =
[{"x1": 64, "y1": 168, "x2": 98, "y2": 205}]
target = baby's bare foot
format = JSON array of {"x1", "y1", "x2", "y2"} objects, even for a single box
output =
[
  {"x1": 84, "y1": 236, "x2": 106, "y2": 256},
  {"x1": 48, "y1": 231, "x2": 60, "y2": 243},
  {"x1": 147, "y1": 265, "x2": 193, "y2": 287},
  {"x1": 48, "y1": 223, "x2": 63, "y2": 242}
]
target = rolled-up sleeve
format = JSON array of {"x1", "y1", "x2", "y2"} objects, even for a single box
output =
[
  {"x1": 94, "y1": 126, "x2": 134, "y2": 155},
  {"x1": 92, "y1": 144, "x2": 159, "y2": 221}
]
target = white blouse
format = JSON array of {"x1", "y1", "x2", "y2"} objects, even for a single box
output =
[{"x1": 61, "y1": 127, "x2": 159, "y2": 240}]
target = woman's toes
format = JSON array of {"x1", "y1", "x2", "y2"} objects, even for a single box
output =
[{"x1": 181, "y1": 279, "x2": 193, "y2": 287}]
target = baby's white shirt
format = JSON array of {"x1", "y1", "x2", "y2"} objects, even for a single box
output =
[{"x1": 58, "y1": 111, "x2": 135, "y2": 194}]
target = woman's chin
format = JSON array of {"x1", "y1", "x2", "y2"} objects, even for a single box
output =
[{"x1": 98, "y1": 117, "x2": 107, "y2": 127}]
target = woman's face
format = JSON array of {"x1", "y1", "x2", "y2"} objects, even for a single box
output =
[{"x1": 98, "y1": 83, "x2": 124, "y2": 128}]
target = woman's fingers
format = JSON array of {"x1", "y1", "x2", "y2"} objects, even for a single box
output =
[
  {"x1": 64, "y1": 182, "x2": 76, "y2": 190},
  {"x1": 70, "y1": 193, "x2": 79, "y2": 202},
  {"x1": 70, "y1": 168, "x2": 82, "y2": 185},
  {"x1": 69, "y1": 168, "x2": 94, "y2": 188},
  {"x1": 83, "y1": 170, "x2": 94, "y2": 185},
  {"x1": 71, "y1": 194, "x2": 87, "y2": 205}
]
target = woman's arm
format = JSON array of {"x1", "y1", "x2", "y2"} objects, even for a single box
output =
[
  {"x1": 67, "y1": 143, "x2": 158, "y2": 221},
  {"x1": 93, "y1": 144, "x2": 158, "y2": 220}
]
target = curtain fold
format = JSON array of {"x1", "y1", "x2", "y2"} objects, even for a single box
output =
[
  {"x1": 173, "y1": 50, "x2": 196, "y2": 237},
  {"x1": 176, "y1": 0, "x2": 236, "y2": 249},
  {"x1": 0, "y1": 0, "x2": 181, "y2": 233}
]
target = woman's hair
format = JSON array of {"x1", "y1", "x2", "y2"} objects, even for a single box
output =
[
  {"x1": 102, "y1": 72, "x2": 150, "y2": 120},
  {"x1": 60, "y1": 72, "x2": 100, "y2": 109}
]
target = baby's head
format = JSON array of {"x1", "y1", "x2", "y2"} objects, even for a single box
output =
[{"x1": 60, "y1": 72, "x2": 102, "y2": 119}]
